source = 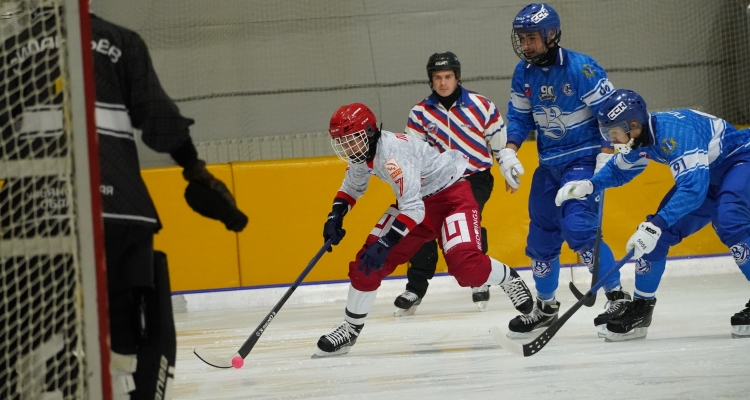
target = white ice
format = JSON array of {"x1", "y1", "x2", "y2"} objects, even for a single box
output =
[{"x1": 173, "y1": 258, "x2": 749, "y2": 399}]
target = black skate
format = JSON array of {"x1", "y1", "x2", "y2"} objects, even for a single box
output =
[
  {"x1": 313, "y1": 321, "x2": 363, "y2": 358},
  {"x1": 393, "y1": 290, "x2": 422, "y2": 317},
  {"x1": 605, "y1": 297, "x2": 656, "y2": 342},
  {"x1": 506, "y1": 298, "x2": 559, "y2": 339},
  {"x1": 472, "y1": 285, "x2": 490, "y2": 311},
  {"x1": 731, "y1": 299, "x2": 750, "y2": 339},
  {"x1": 594, "y1": 289, "x2": 632, "y2": 338},
  {"x1": 499, "y1": 268, "x2": 533, "y2": 314}
]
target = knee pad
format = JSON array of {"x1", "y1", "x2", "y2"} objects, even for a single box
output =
[
  {"x1": 560, "y1": 211, "x2": 598, "y2": 251},
  {"x1": 111, "y1": 351, "x2": 137, "y2": 400}
]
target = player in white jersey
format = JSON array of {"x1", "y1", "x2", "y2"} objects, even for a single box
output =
[
  {"x1": 314, "y1": 103, "x2": 533, "y2": 357},
  {"x1": 393, "y1": 52, "x2": 509, "y2": 315}
]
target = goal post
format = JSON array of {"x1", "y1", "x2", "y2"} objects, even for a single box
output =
[{"x1": 0, "y1": 1, "x2": 111, "y2": 399}]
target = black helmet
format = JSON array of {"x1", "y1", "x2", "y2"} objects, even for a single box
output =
[{"x1": 426, "y1": 52, "x2": 461, "y2": 83}]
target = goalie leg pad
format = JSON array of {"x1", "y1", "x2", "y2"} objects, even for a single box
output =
[
  {"x1": 131, "y1": 251, "x2": 176, "y2": 400},
  {"x1": 111, "y1": 352, "x2": 137, "y2": 400}
]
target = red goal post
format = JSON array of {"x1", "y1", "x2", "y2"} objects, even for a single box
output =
[{"x1": 0, "y1": 1, "x2": 111, "y2": 399}]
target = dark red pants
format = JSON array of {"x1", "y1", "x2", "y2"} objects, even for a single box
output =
[{"x1": 349, "y1": 180, "x2": 491, "y2": 291}]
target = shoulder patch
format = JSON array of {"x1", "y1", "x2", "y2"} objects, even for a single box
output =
[
  {"x1": 660, "y1": 138, "x2": 678, "y2": 154},
  {"x1": 582, "y1": 64, "x2": 596, "y2": 78},
  {"x1": 385, "y1": 157, "x2": 403, "y2": 180}
]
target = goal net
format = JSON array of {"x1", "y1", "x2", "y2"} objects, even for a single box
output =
[
  {"x1": 93, "y1": 0, "x2": 750, "y2": 163},
  {"x1": 0, "y1": 1, "x2": 108, "y2": 399}
]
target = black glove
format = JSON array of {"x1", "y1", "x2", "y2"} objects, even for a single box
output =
[
  {"x1": 323, "y1": 211, "x2": 346, "y2": 252},
  {"x1": 323, "y1": 200, "x2": 349, "y2": 252},
  {"x1": 359, "y1": 236, "x2": 394, "y2": 276},
  {"x1": 183, "y1": 160, "x2": 248, "y2": 232}
]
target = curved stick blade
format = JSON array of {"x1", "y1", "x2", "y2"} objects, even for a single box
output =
[
  {"x1": 193, "y1": 346, "x2": 236, "y2": 369},
  {"x1": 489, "y1": 326, "x2": 526, "y2": 356},
  {"x1": 569, "y1": 281, "x2": 596, "y2": 307}
]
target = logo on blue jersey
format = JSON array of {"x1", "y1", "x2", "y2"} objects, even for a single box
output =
[
  {"x1": 635, "y1": 258, "x2": 652, "y2": 275},
  {"x1": 539, "y1": 85, "x2": 556, "y2": 101},
  {"x1": 582, "y1": 64, "x2": 596, "y2": 79},
  {"x1": 562, "y1": 83, "x2": 574, "y2": 96},
  {"x1": 534, "y1": 106, "x2": 567, "y2": 140},
  {"x1": 660, "y1": 137, "x2": 678, "y2": 154},
  {"x1": 731, "y1": 242, "x2": 750, "y2": 266},
  {"x1": 524, "y1": 83, "x2": 531, "y2": 98},
  {"x1": 532, "y1": 260, "x2": 552, "y2": 278}
]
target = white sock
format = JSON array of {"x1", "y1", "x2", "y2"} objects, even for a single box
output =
[{"x1": 344, "y1": 284, "x2": 377, "y2": 325}]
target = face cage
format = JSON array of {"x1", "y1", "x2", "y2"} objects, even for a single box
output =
[
  {"x1": 511, "y1": 28, "x2": 553, "y2": 64},
  {"x1": 599, "y1": 121, "x2": 634, "y2": 154},
  {"x1": 331, "y1": 129, "x2": 370, "y2": 164}
]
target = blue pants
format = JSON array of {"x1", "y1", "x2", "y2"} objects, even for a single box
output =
[
  {"x1": 526, "y1": 159, "x2": 620, "y2": 298},
  {"x1": 635, "y1": 158, "x2": 750, "y2": 298}
]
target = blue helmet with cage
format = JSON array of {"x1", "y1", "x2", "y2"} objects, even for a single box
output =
[
  {"x1": 511, "y1": 3, "x2": 561, "y2": 64},
  {"x1": 597, "y1": 89, "x2": 649, "y2": 154}
]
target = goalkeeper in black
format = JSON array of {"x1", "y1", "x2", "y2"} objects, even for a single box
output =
[{"x1": 91, "y1": 12, "x2": 248, "y2": 399}]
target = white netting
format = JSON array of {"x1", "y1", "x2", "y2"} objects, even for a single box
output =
[
  {"x1": 93, "y1": 0, "x2": 750, "y2": 164},
  {"x1": 1, "y1": 2, "x2": 92, "y2": 399}
]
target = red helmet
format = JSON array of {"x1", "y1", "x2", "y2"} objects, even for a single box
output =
[{"x1": 328, "y1": 103, "x2": 378, "y2": 164}]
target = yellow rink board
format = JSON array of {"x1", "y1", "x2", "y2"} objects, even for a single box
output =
[{"x1": 143, "y1": 150, "x2": 727, "y2": 292}]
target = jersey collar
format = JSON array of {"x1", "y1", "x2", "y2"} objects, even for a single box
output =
[{"x1": 425, "y1": 86, "x2": 469, "y2": 108}]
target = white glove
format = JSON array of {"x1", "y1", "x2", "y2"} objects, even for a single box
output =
[
  {"x1": 554, "y1": 180, "x2": 594, "y2": 206},
  {"x1": 595, "y1": 152, "x2": 614, "y2": 174},
  {"x1": 626, "y1": 221, "x2": 662, "y2": 259},
  {"x1": 498, "y1": 148, "x2": 524, "y2": 189}
]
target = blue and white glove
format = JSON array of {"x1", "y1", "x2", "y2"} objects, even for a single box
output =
[
  {"x1": 626, "y1": 222, "x2": 662, "y2": 259},
  {"x1": 498, "y1": 148, "x2": 524, "y2": 190},
  {"x1": 359, "y1": 236, "x2": 394, "y2": 276},
  {"x1": 555, "y1": 180, "x2": 594, "y2": 206}
]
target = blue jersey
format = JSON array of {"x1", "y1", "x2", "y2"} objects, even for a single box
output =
[
  {"x1": 507, "y1": 48, "x2": 614, "y2": 166},
  {"x1": 591, "y1": 109, "x2": 750, "y2": 228}
]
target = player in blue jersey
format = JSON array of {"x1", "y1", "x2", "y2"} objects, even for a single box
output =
[
  {"x1": 392, "y1": 52, "x2": 513, "y2": 316},
  {"x1": 500, "y1": 3, "x2": 629, "y2": 338},
  {"x1": 556, "y1": 89, "x2": 750, "y2": 341}
]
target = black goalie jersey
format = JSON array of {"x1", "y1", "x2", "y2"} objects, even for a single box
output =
[{"x1": 91, "y1": 14, "x2": 195, "y2": 230}]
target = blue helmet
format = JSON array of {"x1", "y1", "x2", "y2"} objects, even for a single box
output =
[
  {"x1": 511, "y1": 3, "x2": 562, "y2": 64},
  {"x1": 597, "y1": 89, "x2": 649, "y2": 153}
]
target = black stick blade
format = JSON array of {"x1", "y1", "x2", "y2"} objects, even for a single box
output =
[
  {"x1": 569, "y1": 281, "x2": 597, "y2": 307},
  {"x1": 193, "y1": 346, "x2": 235, "y2": 369}
]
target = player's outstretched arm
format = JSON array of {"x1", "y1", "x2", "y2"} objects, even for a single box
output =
[{"x1": 182, "y1": 158, "x2": 248, "y2": 232}]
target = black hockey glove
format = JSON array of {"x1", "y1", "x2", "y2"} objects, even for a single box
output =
[
  {"x1": 359, "y1": 236, "x2": 394, "y2": 276},
  {"x1": 183, "y1": 160, "x2": 248, "y2": 232},
  {"x1": 323, "y1": 200, "x2": 349, "y2": 252}
]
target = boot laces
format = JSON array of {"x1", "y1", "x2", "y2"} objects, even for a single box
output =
[
  {"x1": 399, "y1": 291, "x2": 419, "y2": 302},
  {"x1": 324, "y1": 322, "x2": 356, "y2": 347},
  {"x1": 500, "y1": 277, "x2": 530, "y2": 308}
]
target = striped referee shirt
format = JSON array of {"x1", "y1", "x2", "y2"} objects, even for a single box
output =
[{"x1": 405, "y1": 87, "x2": 507, "y2": 176}]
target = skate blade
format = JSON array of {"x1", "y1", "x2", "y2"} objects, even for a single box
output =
[
  {"x1": 604, "y1": 327, "x2": 648, "y2": 342},
  {"x1": 393, "y1": 306, "x2": 418, "y2": 317},
  {"x1": 311, "y1": 346, "x2": 351, "y2": 358},
  {"x1": 474, "y1": 301, "x2": 488, "y2": 312},
  {"x1": 596, "y1": 324, "x2": 608, "y2": 338},
  {"x1": 731, "y1": 325, "x2": 750, "y2": 338}
]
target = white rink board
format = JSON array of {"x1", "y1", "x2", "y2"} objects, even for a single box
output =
[{"x1": 173, "y1": 255, "x2": 749, "y2": 399}]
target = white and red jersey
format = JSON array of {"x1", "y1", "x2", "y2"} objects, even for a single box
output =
[
  {"x1": 405, "y1": 88, "x2": 507, "y2": 176},
  {"x1": 335, "y1": 130, "x2": 468, "y2": 230}
]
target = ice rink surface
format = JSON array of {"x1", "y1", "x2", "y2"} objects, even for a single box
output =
[{"x1": 173, "y1": 268, "x2": 749, "y2": 399}]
